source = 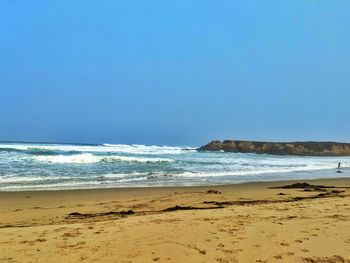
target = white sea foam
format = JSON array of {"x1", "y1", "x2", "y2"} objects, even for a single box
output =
[
  {"x1": 1, "y1": 142, "x2": 350, "y2": 191},
  {"x1": 170, "y1": 163, "x2": 346, "y2": 178},
  {"x1": 33, "y1": 153, "x2": 174, "y2": 164},
  {"x1": 0, "y1": 172, "x2": 153, "y2": 184},
  {"x1": 102, "y1": 172, "x2": 150, "y2": 179},
  {"x1": 0, "y1": 143, "x2": 194, "y2": 155},
  {"x1": 102, "y1": 156, "x2": 174, "y2": 163},
  {"x1": 0, "y1": 176, "x2": 70, "y2": 183},
  {"x1": 0, "y1": 177, "x2": 155, "y2": 191},
  {"x1": 101, "y1": 143, "x2": 196, "y2": 155},
  {"x1": 34, "y1": 153, "x2": 100, "y2": 164},
  {"x1": 0, "y1": 181, "x2": 108, "y2": 191}
]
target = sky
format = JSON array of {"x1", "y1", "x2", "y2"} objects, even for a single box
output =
[{"x1": 0, "y1": 1, "x2": 350, "y2": 146}]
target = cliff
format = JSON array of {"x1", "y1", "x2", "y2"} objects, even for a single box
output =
[{"x1": 198, "y1": 140, "x2": 350, "y2": 156}]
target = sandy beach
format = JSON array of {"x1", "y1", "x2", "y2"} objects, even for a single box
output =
[
  {"x1": 2, "y1": 0, "x2": 350, "y2": 262},
  {"x1": 1, "y1": 178, "x2": 350, "y2": 263}
]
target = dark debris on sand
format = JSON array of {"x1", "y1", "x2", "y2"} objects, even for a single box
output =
[
  {"x1": 162, "y1": 205, "x2": 223, "y2": 212},
  {"x1": 270, "y1": 182, "x2": 332, "y2": 189},
  {"x1": 303, "y1": 255, "x2": 350, "y2": 263},
  {"x1": 66, "y1": 210, "x2": 135, "y2": 220},
  {"x1": 63, "y1": 182, "x2": 348, "y2": 224},
  {"x1": 270, "y1": 182, "x2": 350, "y2": 191},
  {"x1": 206, "y1": 190, "x2": 221, "y2": 194}
]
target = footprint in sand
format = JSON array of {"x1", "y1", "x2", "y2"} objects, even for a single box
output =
[
  {"x1": 79, "y1": 255, "x2": 89, "y2": 261},
  {"x1": 62, "y1": 229, "x2": 81, "y2": 238},
  {"x1": 54, "y1": 227, "x2": 69, "y2": 232},
  {"x1": 19, "y1": 238, "x2": 46, "y2": 245},
  {"x1": 280, "y1": 242, "x2": 289, "y2": 246},
  {"x1": 273, "y1": 255, "x2": 283, "y2": 260},
  {"x1": 66, "y1": 241, "x2": 86, "y2": 248}
]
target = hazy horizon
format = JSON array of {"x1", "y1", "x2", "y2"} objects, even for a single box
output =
[
  {"x1": 1, "y1": 1, "x2": 349, "y2": 145},
  {"x1": 2, "y1": 138, "x2": 350, "y2": 148}
]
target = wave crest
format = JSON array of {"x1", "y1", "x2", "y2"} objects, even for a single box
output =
[
  {"x1": 0, "y1": 143, "x2": 195, "y2": 155},
  {"x1": 33, "y1": 153, "x2": 174, "y2": 164}
]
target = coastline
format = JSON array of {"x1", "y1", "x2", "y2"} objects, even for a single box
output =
[
  {"x1": 1, "y1": 177, "x2": 350, "y2": 262},
  {"x1": 2, "y1": 141, "x2": 350, "y2": 192},
  {"x1": 1, "y1": 175, "x2": 350, "y2": 193}
]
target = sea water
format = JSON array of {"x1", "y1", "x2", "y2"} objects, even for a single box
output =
[{"x1": 0, "y1": 142, "x2": 349, "y2": 191}]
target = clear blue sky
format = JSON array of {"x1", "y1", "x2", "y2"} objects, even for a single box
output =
[{"x1": 1, "y1": 1, "x2": 349, "y2": 146}]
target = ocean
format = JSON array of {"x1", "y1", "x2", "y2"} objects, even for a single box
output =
[{"x1": 0, "y1": 142, "x2": 349, "y2": 191}]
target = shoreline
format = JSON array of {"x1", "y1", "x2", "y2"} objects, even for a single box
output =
[
  {"x1": 2, "y1": 141, "x2": 350, "y2": 194},
  {"x1": 1, "y1": 176, "x2": 350, "y2": 262},
  {"x1": 1, "y1": 175, "x2": 349, "y2": 193}
]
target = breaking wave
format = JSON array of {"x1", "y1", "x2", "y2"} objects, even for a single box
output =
[
  {"x1": 1, "y1": 142, "x2": 350, "y2": 191},
  {"x1": 32, "y1": 153, "x2": 174, "y2": 164},
  {"x1": 0, "y1": 143, "x2": 194, "y2": 155},
  {"x1": 33, "y1": 153, "x2": 174, "y2": 164}
]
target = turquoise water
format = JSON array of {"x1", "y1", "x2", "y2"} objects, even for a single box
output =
[{"x1": 0, "y1": 142, "x2": 349, "y2": 191}]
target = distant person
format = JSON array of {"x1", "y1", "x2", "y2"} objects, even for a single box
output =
[{"x1": 338, "y1": 162, "x2": 341, "y2": 169}]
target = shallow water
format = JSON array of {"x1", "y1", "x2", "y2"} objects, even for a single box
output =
[{"x1": 0, "y1": 142, "x2": 349, "y2": 191}]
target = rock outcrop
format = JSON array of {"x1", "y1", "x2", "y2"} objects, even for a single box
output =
[{"x1": 198, "y1": 140, "x2": 350, "y2": 156}]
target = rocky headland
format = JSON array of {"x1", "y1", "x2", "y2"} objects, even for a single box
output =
[{"x1": 198, "y1": 140, "x2": 350, "y2": 156}]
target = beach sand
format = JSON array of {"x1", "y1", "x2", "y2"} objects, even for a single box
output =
[{"x1": 1, "y1": 178, "x2": 350, "y2": 263}]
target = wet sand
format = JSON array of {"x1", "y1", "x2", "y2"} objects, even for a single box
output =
[{"x1": 1, "y1": 178, "x2": 350, "y2": 262}]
